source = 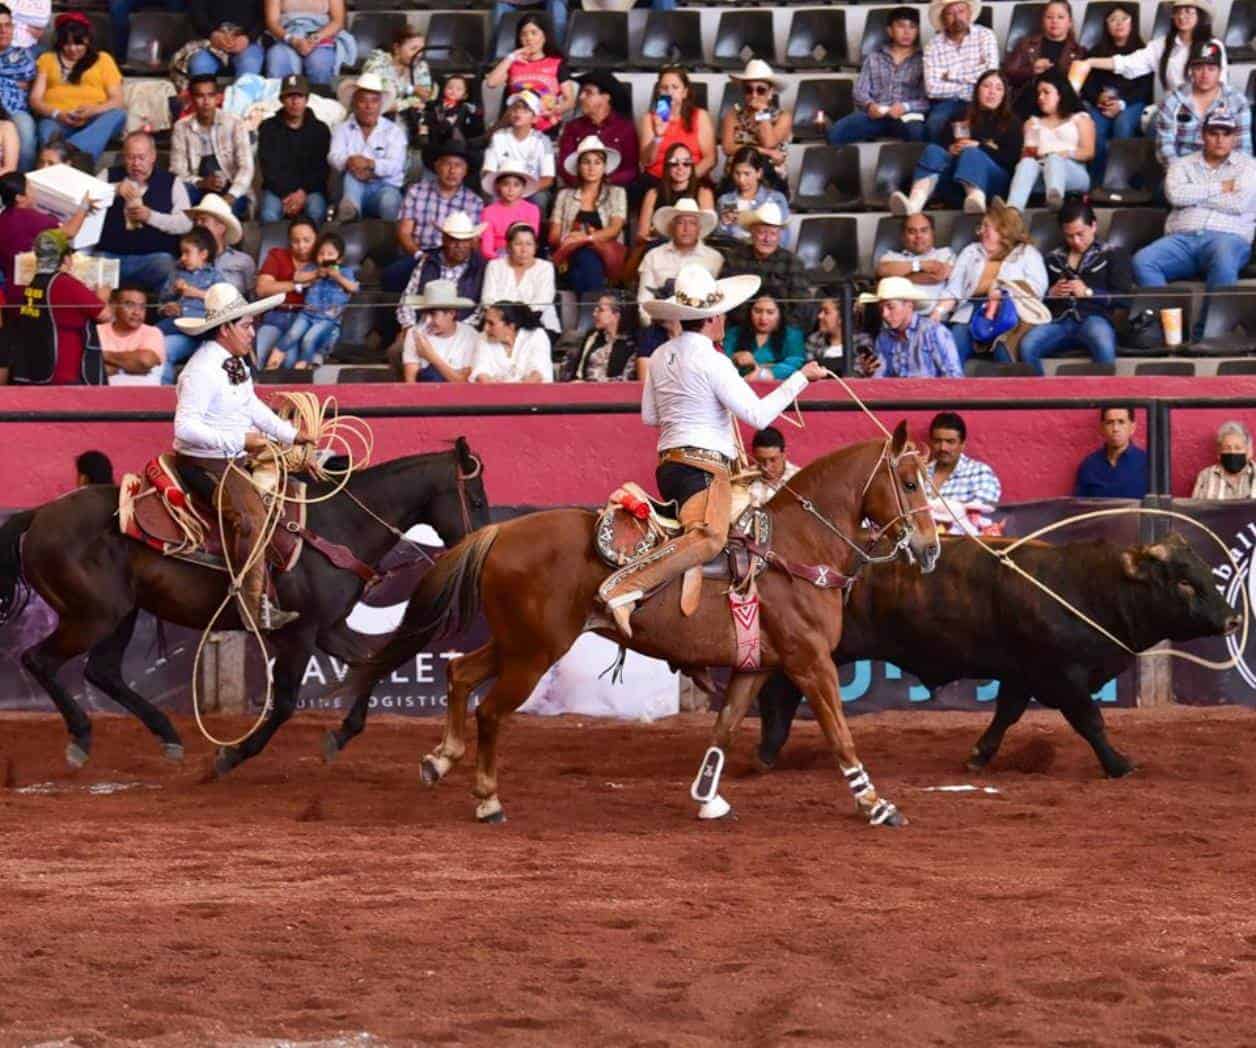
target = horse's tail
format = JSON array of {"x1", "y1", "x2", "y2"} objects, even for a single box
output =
[{"x1": 0, "y1": 509, "x2": 35, "y2": 626}]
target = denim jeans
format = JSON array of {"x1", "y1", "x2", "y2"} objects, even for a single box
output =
[
  {"x1": 340, "y1": 174, "x2": 402, "y2": 220},
  {"x1": 97, "y1": 251, "x2": 175, "y2": 293},
  {"x1": 265, "y1": 41, "x2": 338, "y2": 86},
  {"x1": 10, "y1": 109, "x2": 35, "y2": 172},
  {"x1": 826, "y1": 112, "x2": 926, "y2": 147},
  {"x1": 949, "y1": 319, "x2": 1017, "y2": 365},
  {"x1": 157, "y1": 319, "x2": 201, "y2": 384},
  {"x1": 914, "y1": 143, "x2": 1010, "y2": 206},
  {"x1": 187, "y1": 41, "x2": 266, "y2": 78},
  {"x1": 493, "y1": 0, "x2": 568, "y2": 43},
  {"x1": 259, "y1": 190, "x2": 328, "y2": 223},
  {"x1": 256, "y1": 310, "x2": 298, "y2": 358},
  {"x1": 1007, "y1": 154, "x2": 1091, "y2": 211},
  {"x1": 1018, "y1": 314, "x2": 1118, "y2": 374},
  {"x1": 1133, "y1": 231, "x2": 1253, "y2": 340},
  {"x1": 111, "y1": 0, "x2": 186, "y2": 64},
  {"x1": 1085, "y1": 101, "x2": 1146, "y2": 182},
  {"x1": 186, "y1": 183, "x2": 251, "y2": 218},
  {"x1": 273, "y1": 313, "x2": 340, "y2": 367},
  {"x1": 924, "y1": 98, "x2": 969, "y2": 143},
  {"x1": 37, "y1": 109, "x2": 127, "y2": 162},
  {"x1": 566, "y1": 245, "x2": 607, "y2": 295}
]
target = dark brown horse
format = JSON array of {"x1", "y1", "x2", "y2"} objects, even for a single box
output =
[
  {"x1": 0, "y1": 439, "x2": 489, "y2": 772},
  {"x1": 340, "y1": 422, "x2": 940, "y2": 827}
]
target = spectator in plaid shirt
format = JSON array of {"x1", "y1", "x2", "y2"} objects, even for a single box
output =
[
  {"x1": 855, "y1": 276, "x2": 962, "y2": 379},
  {"x1": 1154, "y1": 41, "x2": 1251, "y2": 167},
  {"x1": 926, "y1": 411, "x2": 1002, "y2": 506},
  {"x1": 1191, "y1": 421, "x2": 1256, "y2": 500},
  {"x1": 0, "y1": 5, "x2": 35, "y2": 172},
  {"x1": 720, "y1": 201, "x2": 813, "y2": 330},
  {"x1": 923, "y1": 0, "x2": 1001, "y2": 143},
  {"x1": 826, "y1": 7, "x2": 928, "y2": 146}
]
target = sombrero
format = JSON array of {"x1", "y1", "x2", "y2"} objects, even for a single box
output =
[
  {"x1": 562, "y1": 134, "x2": 622, "y2": 178},
  {"x1": 857, "y1": 276, "x2": 927, "y2": 305},
  {"x1": 642, "y1": 264, "x2": 761, "y2": 322},
  {"x1": 175, "y1": 283, "x2": 285, "y2": 335},
  {"x1": 652, "y1": 197, "x2": 718, "y2": 240},
  {"x1": 185, "y1": 193, "x2": 243, "y2": 246}
]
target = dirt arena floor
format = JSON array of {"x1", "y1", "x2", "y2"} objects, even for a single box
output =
[{"x1": 3, "y1": 705, "x2": 1256, "y2": 1048}]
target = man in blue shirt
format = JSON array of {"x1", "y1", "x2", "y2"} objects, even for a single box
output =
[
  {"x1": 856, "y1": 276, "x2": 962, "y2": 379},
  {"x1": 1074, "y1": 405, "x2": 1149, "y2": 498}
]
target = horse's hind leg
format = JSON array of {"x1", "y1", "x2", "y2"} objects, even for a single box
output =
[
  {"x1": 324, "y1": 693, "x2": 370, "y2": 762},
  {"x1": 214, "y1": 636, "x2": 308, "y2": 775},
  {"x1": 83, "y1": 610, "x2": 184, "y2": 762},
  {"x1": 469, "y1": 653, "x2": 552, "y2": 824},
  {"x1": 689, "y1": 672, "x2": 769, "y2": 820},
  {"x1": 21, "y1": 623, "x2": 105, "y2": 768},
  {"x1": 421, "y1": 641, "x2": 498, "y2": 786}
]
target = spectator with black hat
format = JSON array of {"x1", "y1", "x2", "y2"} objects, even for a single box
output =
[
  {"x1": 257, "y1": 74, "x2": 331, "y2": 223},
  {"x1": 557, "y1": 71, "x2": 638, "y2": 190},
  {"x1": 1153, "y1": 40, "x2": 1251, "y2": 166}
]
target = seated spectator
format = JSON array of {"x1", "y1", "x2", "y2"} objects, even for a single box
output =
[
  {"x1": 826, "y1": 7, "x2": 927, "y2": 147},
  {"x1": 492, "y1": 0, "x2": 569, "y2": 62},
  {"x1": 1080, "y1": 3, "x2": 1152, "y2": 179},
  {"x1": 94, "y1": 131, "x2": 193, "y2": 292},
  {"x1": 1019, "y1": 200, "x2": 1132, "y2": 374},
  {"x1": 170, "y1": 75, "x2": 253, "y2": 219},
  {"x1": 7, "y1": 229, "x2": 109, "y2": 386},
  {"x1": 875, "y1": 212, "x2": 955, "y2": 310},
  {"x1": 266, "y1": 230, "x2": 357, "y2": 371},
  {"x1": 560, "y1": 291, "x2": 637, "y2": 381},
  {"x1": 715, "y1": 147, "x2": 789, "y2": 245},
  {"x1": 482, "y1": 222, "x2": 559, "y2": 335},
  {"x1": 361, "y1": 24, "x2": 432, "y2": 120},
  {"x1": 485, "y1": 13, "x2": 575, "y2": 138},
  {"x1": 638, "y1": 66, "x2": 717, "y2": 185},
  {"x1": 724, "y1": 293, "x2": 804, "y2": 381},
  {"x1": 747, "y1": 426, "x2": 800, "y2": 507},
  {"x1": 635, "y1": 141, "x2": 714, "y2": 250},
  {"x1": 481, "y1": 165, "x2": 541, "y2": 260},
  {"x1": 29, "y1": 14, "x2": 125, "y2": 164},
  {"x1": 1075, "y1": 405, "x2": 1148, "y2": 499},
  {"x1": 401, "y1": 279, "x2": 477, "y2": 383},
  {"x1": 389, "y1": 141, "x2": 483, "y2": 293},
  {"x1": 1134, "y1": 111, "x2": 1256, "y2": 341},
  {"x1": 257, "y1": 74, "x2": 330, "y2": 225},
  {"x1": 74, "y1": 448, "x2": 113, "y2": 486},
  {"x1": 0, "y1": 170, "x2": 89, "y2": 287},
  {"x1": 186, "y1": 0, "x2": 265, "y2": 78},
  {"x1": 1192, "y1": 421, "x2": 1256, "y2": 499},
  {"x1": 805, "y1": 297, "x2": 844, "y2": 366},
  {"x1": 719, "y1": 60, "x2": 792, "y2": 194},
  {"x1": 931, "y1": 199, "x2": 1048, "y2": 363},
  {"x1": 926, "y1": 410, "x2": 1001, "y2": 510},
  {"x1": 419, "y1": 75, "x2": 485, "y2": 172},
  {"x1": 100, "y1": 283, "x2": 164, "y2": 385},
  {"x1": 0, "y1": 5, "x2": 38, "y2": 174},
  {"x1": 894, "y1": 70, "x2": 1021, "y2": 215},
  {"x1": 636, "y1": 197, "x2": 724, "y2": 360},
  {"x1": 9, "y1": 0, "x2": 46, "y2": 52},
  {"x1": 263, "y1": 0, "x2": 351, "y2": 87},
  {"x1": 482, "y1": 91, "x2": 555, "y2": 210},
  {"x1": 1007, "y1": 70, "x2": 1095, "y2": 212},
  {"x1": 923, "y1": 0, "x2": 1001, "y2": 143},
  {"x1": 157, "y1": 227, "x2": 222, "y2": 383},
  {"x1": 549, "y1": 134, "x2": 627, "y2": 294},
  {"x1": 470, "y1": 301, "x2": 553, "y2": 383},
  {"x1": 558, "y1": 72, "x2": 638, "y2": 191},
  {"x1": 1003, "y1": 1, "x2": 1086, "y2": 120},
  {"x1": 37, "y1": 139, "x2": 90, "y2": 172},
  {"x1": 1154, "y1": 41, "x2": 1250, "y2": 167},
  {"x1": 186, "y1": 193, "x2": 254, "y2": 296},
  {"x1": 330, "y1": 73, "x2": 406, "y2": 222},
  {"x1": 255, "y1": 216, "x2": 318, "y2": 359},
  {"x1": 720, "y1": 201, "x2": 811, "y2": 329},
  {"x1": 854, "y1": 276, "x2": 962, "y2": 379},
  {"x1": 392, "y1": 211, "x2": 487, "y2": 362}
]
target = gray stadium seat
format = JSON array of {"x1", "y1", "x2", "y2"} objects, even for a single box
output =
[
  {"x1": 1054, "y1": 362, "x2": 1117, "y2": 376},
  {"x1": 865, "y1": 142, "x2": 926, "y2": 211},
  {"x1": 1105, "y1": 209, "x2": 1166, "y2": 257},
  {"x1": 793, "y1": 80, "x2": 855, "y2": 142},
  {"x1": 1028, "y1": 210, "x2": 1063, "y2": 257},
  {"x1": 255, "y1": 222, "x2": 291, "y2": 266},
  {"x1": 965, "y1": 360, "x2": 1039, "y2": 377},
  {"x1": 635, "y1": 11, "x2": 704, "y2": 70},
  {"x1": 1005, "y1": 3, "x2": 1047, "y2": 55},
  {"x1": 710, "y1": 11, "x2": 777, "y2": 70},
  {"x1": 1133, "y1": 361, "x2": 1196, "y2": 375},
  {"x1": 348, "y1": 13, "x2": 410, "y2": 70},
  {"x1": 1191, "y1": 287, "x2": 1256, "y2": 355},
  {"x1": 793, "y1": 145, "x2": 863, "y2": 212},
  {"x1": 794, "y1": 216, "x2": 860, "y2": 286},
  {"x1": 424, "y1": 12, "x2": 488, "y2": 74},
  {"x1": 566, "y1": 11, "x2": 629, "y2": 70},
  {"x1": 783, "y1": 9, "x2": 850, "y2": 70},
  {"x1": 1216, "y1": 359, "x2": 1256, "y2": 375},
  {"x1": 859, "y1": 8, "x2": 894, "y2": 61},
  {"x1": 1224, "y1": 0, "x2": 1256, "y2": 61},
  {"x1": 257, "y1": 368, "x2": 316, "y2": 384},
  {"x1": 125, "y1": 11, "x2": 191, "y2": 74},
  {"x1": 948, "y1": 214, "x2": 983, "y2": 255},
  {"x1": 337, "y1": 367, "x2": 396, "y2": 383},
  {"x1": 1090, "y1": 138, "x2": 1161, "y2": 206}
]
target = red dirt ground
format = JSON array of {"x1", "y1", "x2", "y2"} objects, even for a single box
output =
[{"x1": 3, "y1": 706, "x2": 1256, "y2": 1048}]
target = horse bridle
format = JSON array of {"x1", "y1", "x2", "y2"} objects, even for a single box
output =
[{"x1": 453, "y1": 453, "x2": 484, "y2": 536}]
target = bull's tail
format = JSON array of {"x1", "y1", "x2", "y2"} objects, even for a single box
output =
[{"x1": 0, "y1": 510, "x2": 35, "y2": 626}]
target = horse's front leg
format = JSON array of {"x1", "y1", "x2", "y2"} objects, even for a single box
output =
[{"x1": 690, "y1": 671, "x2": 769, "y2": 820}]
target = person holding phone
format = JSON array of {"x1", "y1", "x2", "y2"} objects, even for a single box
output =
[
  {"x1": 856, "y1": 276, "x2": 962, "y2": 379},
  {"x1": 638, "y1": 66, "x2": 716, "y2": 184},
  {"x1": 718, "y1": 59, "x2": 792, "y2": 193}
]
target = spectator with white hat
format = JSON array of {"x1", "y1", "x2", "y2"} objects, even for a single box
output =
[
  {"x1": 483, "y1": 89, "x2": 556, "y2": 211},
  {"x1": 400, "y1": 279, "x2": 478, "y2": 383},
  {"x1": 186, "y1": 192, "x2": 255, "y2": 296},
  {"x1": 480, "y1": 163, "x2": 541, "y2": 260},
  {"x1": 922, "y1": 0, "x2": 1001, "y2": 143},
  {"x1": 855, "y1": 276, "x2": 962, "y2": 379},
  {"x1": 549, "y1": 134, "x2": 627, "y2": 294},
  {"x1": 329, "y1": 71, "x2": 407, "y2": 222},
  {"x1": 720, "y1": 200, "x2": 812, "y2": 329},
  {"x1": 557, "y1": 72, "x2": 639, "y2": 191},
  {"x1": 719, "y1": 59, "x2": 793, "y2": 192}
]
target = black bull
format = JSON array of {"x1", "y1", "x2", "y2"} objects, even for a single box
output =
[{"x1": 756, "y1": 533, "x2": 1242, "y2": 777}]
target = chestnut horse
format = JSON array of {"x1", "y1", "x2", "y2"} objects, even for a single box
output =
[{"x1": 341, "y1": 422, "x2": 940, "y2": 828}]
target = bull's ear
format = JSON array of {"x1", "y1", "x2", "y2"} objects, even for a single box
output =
[
  {"x1": 1121, "y1": 549, "x2": 1146, "y2": 580},
  {"x1": 891, "y1": 420, "x2": 908, "y2": 457}
]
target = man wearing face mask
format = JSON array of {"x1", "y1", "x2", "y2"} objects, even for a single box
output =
[{"x1": 1191, "y1": 421, "x2": 1256, "y2": 499}]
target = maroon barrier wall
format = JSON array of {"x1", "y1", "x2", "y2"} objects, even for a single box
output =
[{"x1": 2, "y1": 375, "x2": 1255, "y2": 506}]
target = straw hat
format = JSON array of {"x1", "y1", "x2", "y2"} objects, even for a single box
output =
[
  {"x1": 336, "y1": 71, "x2": 398, "y2": 113},
  {"x1": 652, "y1": 197, "x2": 718, "y2": 240},
  {"x1": 1168, "y1": 0, "x2": 1215, "y2": 19},
  {"x1": 175, "y1": 284, "x2": 285, "y2": 335},
  {"x1": 433, "y1": 210, "x2": 489, "y2": 239},
  {"x1": 857, "y1": 276, "x2": 927, "y2": 305},
  {"x1": 928, "y1": 0, "x2": 982, "y2": 32},
  {"x1": 185, "y1": 193, "x2": 243, "y2": 246},
  {"x1": 728, "y1": 59, "x2": 786, "y2": 92},
  {"x1": 562, "y1": 134, "x2": 622, "y2": 178},
  {"x1": 642, "y1": 264, "x2": 761, "y2": 322},
  {"x1": 737, "y1": 200, "x2": 788, "y2": 230},
  {"x1": 481, "y1": 162, "x2": 541, "y2": 198},
  {"x1": 401, "y1": 279, "x2": 476, "y2": 312}
]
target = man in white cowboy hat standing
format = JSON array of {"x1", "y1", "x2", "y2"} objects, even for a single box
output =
[
  {"x1": 922, "y1": 0, "x2": 1000, "y2": 143},
  {"x1": 330, "y1": 72, "x2": 407, "y2": 222},
  {"x1": 636, "y1": 197, "x2": 724, "y2": 362},
  {"x1": 599, "y1": 264, "x2": 827, "y2": 638},
  {"x1": 400, "y1": 279, "x2": 478, "y2": 383},
  {"x1": 186, "y1": 192, "x2": 255, "y2": 296},
  {"x1": 854, "y1": 276, "x2": 962, "y2": 378},
  {"x1": 172, "y1": 283, "x2": 314, "y2": 631}
]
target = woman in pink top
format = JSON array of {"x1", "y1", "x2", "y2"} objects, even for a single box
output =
[
  {"x1": 480, "y1": 164, "x2": 541, "y2": 259},
  {"x1": 484, "y1": 13, "x2": 574, "y2": 136}
]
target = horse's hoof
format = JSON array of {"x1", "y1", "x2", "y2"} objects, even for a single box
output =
[
  {"x1": 868, "y1": 800, "x2": 907, "y2": 828},
  {"x1": 477, "y1": 809, "x2": 507, "y2": 825},
  {"x1": 965, "y1": 750, "x2": 991, "y2": 773},
  {"x1": 475, "y1": 796, "x2": 505, "y2": 823},
  {"x1": 420, "y1": 757, "x2": 442, "y2": 787},
  {"x1": 66, "y1": 740, "x2": 89, "y2": 769},
  {"x1": 1106, "y1": 759, "x2": 1135, "y2": 779},
  {"x1": 321, "y1": 731, "x2": 340, "y2": 764},
  {"x1": 878, "y1": 808, "x2": 908, "y2": 828},
  {"x1": 163, "y1": 742, "x2": 185, "y2": 764},
  {"x1": 214, "y1": 746, "x2": 238, "y2": 776},
  {"x1": 754, "y1": 750, "x2": 777, "y2": 773}
]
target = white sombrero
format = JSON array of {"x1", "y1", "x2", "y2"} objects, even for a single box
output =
[
  {"x1": 562, "y1": 134, "x2": 622, "y2": 178},
  {"x1": 928, "y1": 0, "x2": 982, "y2": 32},
  {"x1": 858, "y1": 276, "x2": 927, "y2": 305},
  {"x1": 642, "y1": 263, "x2": 761, "y2": 322},
  {"x1": 481, "y1": 162, "x2": 541, "y2": 199},
  {"x1": 728, "y1": 59, "x2": 786, "y2": 93},
  {"x1": 185, "y1": 192, "x2": 243, "y2": 246},
  {"x1": 401, "y1": 278, "x2": 476, "y2": 312},
  {"x1": 737, "y1": 200, "x2": 788, "y2": 230},
  {"x1": 433, "y1": 210, "x2": 489, "y2": 239},
  {"x1": 652, "y1": 197, "x2": 718, "y2": 240},
  {"x1": 174, "y1": 283, "x2": 285, "y2": 335},
  {"x1": 336, "y1": 71, "x2": 398, "y2": 113}
]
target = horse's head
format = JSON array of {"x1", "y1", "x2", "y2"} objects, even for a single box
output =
[
  {"x1": 862, "y1": 420, "x2": 940, "y2": 573},
  {"x1": 425, "y1": 437, "x2": 490, "y2": 546}
]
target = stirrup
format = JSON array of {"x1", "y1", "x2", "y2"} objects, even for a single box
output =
[
  {"x1": 604, "y1": 590, "x2": 641, "y2": 640},
  {"x1": 261, "y1": 596, "x2": 300, "y2": 631}
]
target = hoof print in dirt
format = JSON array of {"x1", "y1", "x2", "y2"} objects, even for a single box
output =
[{"x1": 321, "y1": 732, "x2": 340, "y2": 764}]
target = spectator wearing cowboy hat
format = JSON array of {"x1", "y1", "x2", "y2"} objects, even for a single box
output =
[
  {"x1": 720, "y1": 201, "x2": 812, "y2": 330},
  {"x1": 558, "y1": 72, "x2": 638, "y2": 191},
  {"x1": 855, "y1": 277, "x2": 962, "y2": 378},
  {"x1": 922, "y1": 0, "x2": 1001, "y2": 144},
  {"x1": 719, "y1": 60, "x2": 793, "y2": 193},
  {"x1": 480, "y1": 163, "x2": 541, "y2": 260},
  {"x1": 187, "y1": 192, "x2": 255, "y2": 296},
  {"x1": 171, "y1": 74, "x2": 254, "y2": 220},
  {"x1": 826, "y1": 6, "x2": 928, "y2": 147},
  {"x1": 549, "y1": 134, "x2": 627, "y2": 294},
  {"x1": 257, "y1": 74, "x2": 331, "y2": 224},
  {"x1": 400, "y1": 279, "x2": 478, "y2": 383},
  {"x1": 1153, "y1": 40, "x2": 1251, "y2": 166},
  {"x1": 483, "y1": 90, "x2": 555, "y2": 211},
  {"x1": 387, "y1": 139, "x2": 483, "y2": 294},
  {"x1": 330, "y1": 72, "x2": 407, "y2": 223}
]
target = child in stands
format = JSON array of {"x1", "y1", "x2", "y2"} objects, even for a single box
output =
[
  {"x1": 158, "y1": 226, "x2": 222, "y2": 384},
  {"x1": 266, "y1": 230, "x2": 359, "y2": 370}
]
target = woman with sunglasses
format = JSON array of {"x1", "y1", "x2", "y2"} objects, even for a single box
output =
[
  {"x1": 635, "y1": 141, "x2": 714, "y2": 249},
  {"x1": 638, "y1": 66, "x2": 716, "y2": 184},
  {"x1": 719, "y1": 59, "x2": 792, "y2": 194}
]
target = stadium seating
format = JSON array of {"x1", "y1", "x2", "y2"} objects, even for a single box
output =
[
  {"x1": 1191, "y1": 287, "x2": 1256, "y2": 355},
  {"x1": 1004, "y1": 3, "x2": 1047, "y2": 55},
  {"x1": 124, "y1": 11, "x2": 191, "y2": 75},
  {"x1": 865, "y1": 142, "x2": 926, "y2": 212},
  {"x1": 492, "y1": 11, "x2": 556, "y2": 63},
  {"x1": 1090, "y1": 139, "x2": 1162, "y2": 207},
  {"x1": 1055, "y1": 362, "x2": 1118, "y2": 376},
  {"x1": 566, "y1": 11, "x2": 630, "y2": 71},
  {"x1": 710, "y1": 11, "x2": 777, "y2": 70},
  {"x1": 634, "y1": 11, "x2": 705, "y2": 70},
  {"x1": 965, "y1": 360, "x2": 1039, "y2": 377},
  {"x1": 783, "y1": 9, "x2": 851, "y2": 71},
  {"x1": 792, "y1": 145, "x2": 862, "y2": 212},
  {"x1": 424, "y1": 12, "x2": 489, "y2": 74},
  {"x1": 347, "y1": 12, "x2": 411, "y2": 71},
  {"x1": 1134, "y1": 361, "x2": 1196, "y2": 375},
  {"x1": 793, "y1": 215, "x2": 860, "y2": 286},
  {"x1": 1224, "y1": 0, "x2": 1256, "y2": 62},
  {"x1": 1105, "y1": 209, "x2": 1167, "y2": 258},
  {"x1": 1028, "y1": 210, "x2": 1063, "y2": 257},
  {"x1": 792, "y1": 79, "x2": 854, "y2": 141}
]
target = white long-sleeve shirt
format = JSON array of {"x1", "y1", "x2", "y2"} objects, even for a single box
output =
[
  {"x1": 469, "y1": 327, "x2": 553, "y2": 383},
  {"x1": 173, "y1": 341, "x2": 298, "y2": 459},
  {"x1": 1113, "y1": 35, "x2": 1227, "y2": 94},
  {"x1": 1165, "y1": 150, "x2": 1256, "y2": 242},
  {"x1": 480, "y1": 257, "x2": 560, "y2": 333},
  {"x1": 642, "y1": 331, "x2": 809, "y2": 460},
  {"x1": 328, "y1": 116, "x2": 408, "y2": 188}
]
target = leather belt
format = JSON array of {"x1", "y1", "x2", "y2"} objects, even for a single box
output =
[{"x1": 659, "y1": 447, "x2": 734, "y2": 469}]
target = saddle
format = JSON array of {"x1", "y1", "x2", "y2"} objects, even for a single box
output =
[{"x1": 118, "y1": 454, "x2": 306, "y2": 574}]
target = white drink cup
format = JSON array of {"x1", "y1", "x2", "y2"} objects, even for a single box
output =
[{"x1": 1160, "y1": 307, "x2": 1184, "y2": 347}]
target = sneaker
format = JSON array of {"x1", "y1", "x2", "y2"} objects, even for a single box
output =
[
  {"x1": 1045, "y1": 186, "x2": 1064, "y2": 209},
  {"x1": 963, "y1": 188, "x2": 987, "y2": 215},
  {"x1": 335, "y1": 198, "x2": 359, "y2": 223},
  {"x1": 888, "y1": 191, "x2": 911, "y2": 216}
]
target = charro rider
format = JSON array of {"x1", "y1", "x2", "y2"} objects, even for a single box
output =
[
  {"x1": 598, "y1": 263, "x2": 827, "y2": 638},
  {"x1": 171, "y1": 282, "x2": 313, "y2": 631}
]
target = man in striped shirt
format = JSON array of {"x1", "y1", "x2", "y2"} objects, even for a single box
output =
[
  {"x1": 922, "y1": 0, "x2": 1001, "y2": 143},
  {"x1": 1191, "y1": 421, "x2": 1256, "y2": 500},
  {"x1": 826, "y1": 7, "x2": 928, "y2": 146}
]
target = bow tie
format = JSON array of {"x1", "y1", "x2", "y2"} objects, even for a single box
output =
[{"x1": 222, "y1": 356, "x2": 249, "y2": 385}]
